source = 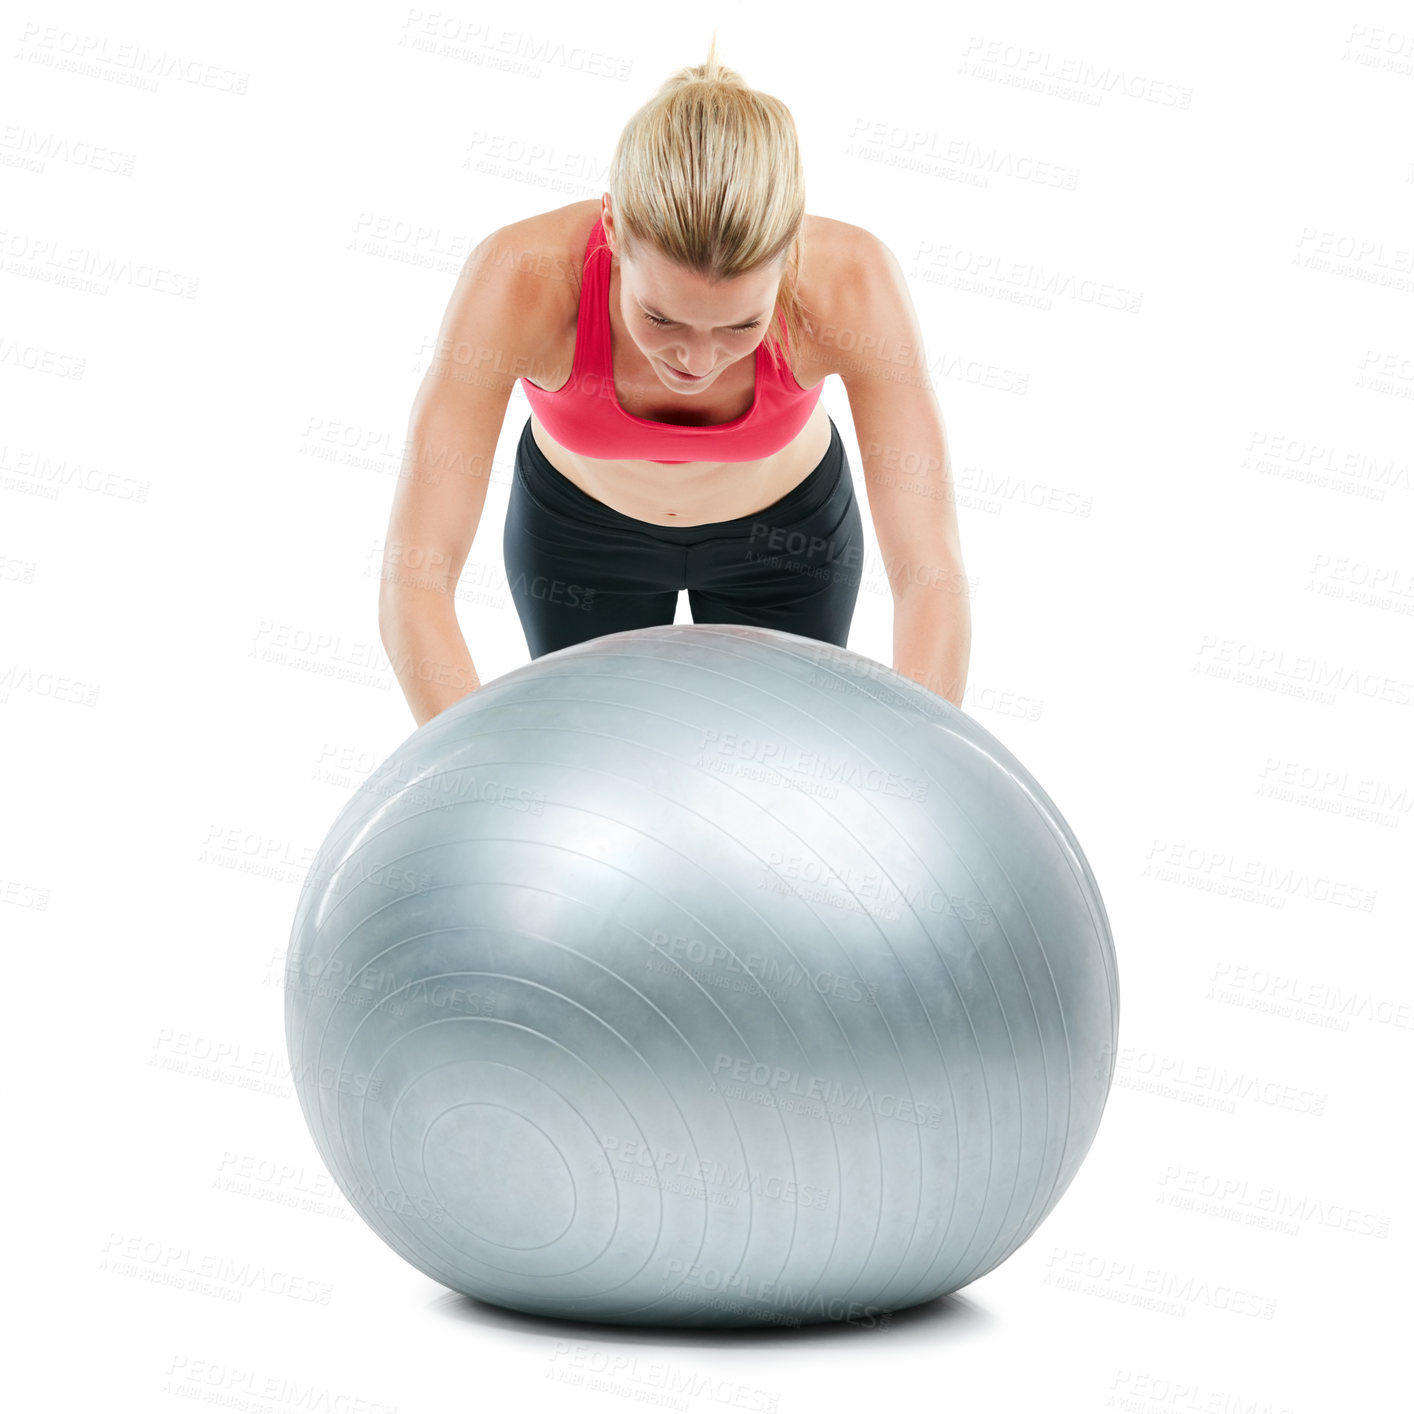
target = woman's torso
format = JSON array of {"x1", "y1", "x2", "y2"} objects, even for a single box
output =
[{"x1": 523, "y1": 199, "x2": 845, "y2": 527}]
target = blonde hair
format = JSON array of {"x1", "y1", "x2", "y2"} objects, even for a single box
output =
[{"x1": 606, "y1": 32, "x2": 811, "y2": 374}]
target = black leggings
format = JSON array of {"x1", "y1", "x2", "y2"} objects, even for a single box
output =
[{"x1": 504, "y1": 416, "x2": 864, "y2": 658}]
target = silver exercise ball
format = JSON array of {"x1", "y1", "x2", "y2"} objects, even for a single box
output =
[{"x1": 285, "y1": 624, "x2": 1118, "y2": 1327}]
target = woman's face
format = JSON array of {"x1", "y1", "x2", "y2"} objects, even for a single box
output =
[{"x1": 613, "y1": 237, "x2": 782, "y2": 394}]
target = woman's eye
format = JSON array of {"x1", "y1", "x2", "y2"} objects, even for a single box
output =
[{"x1": 643, "y1": 315, "x2": 760, "y2": 332}]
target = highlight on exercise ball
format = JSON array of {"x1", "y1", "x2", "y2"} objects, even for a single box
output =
[{"x1": 284, "y1": 624, "x2": 1119, "y2": 1327}]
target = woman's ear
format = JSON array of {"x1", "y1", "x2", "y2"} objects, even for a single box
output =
[{"x1": 600, "y1": 195, "x2": 616, "y2": 257}]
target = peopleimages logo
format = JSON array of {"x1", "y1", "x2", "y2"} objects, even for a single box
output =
[
  {"x1": 709, "y1": 1053, "x2": 945, "y2": 1129},
  {"x1": 595, "y1": 1136, "x2": 831, "y2": 1211},
  {"x1": 695, "y1": 727, "x2": 930, "y2": 802},
  {"x1": 1157, "y1": 1164, "x2": 1391, "y2": 1239},
  {"x1": 649, "y1": 930, "x2": 880, "y2": 1006},
  {"x1": 659, "y1": 1260, "x2": 891, "y2": 1328}
]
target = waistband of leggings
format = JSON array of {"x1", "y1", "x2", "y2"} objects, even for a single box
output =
[{"x1": 516, "y1": 416, "x2": 844, "y2": 539}]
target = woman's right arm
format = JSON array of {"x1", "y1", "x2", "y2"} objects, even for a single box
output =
[{"x1": 378, "y1": 222, "x2": 557, "y2": 727}]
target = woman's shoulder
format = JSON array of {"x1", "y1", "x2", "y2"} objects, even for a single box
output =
[
  {"x1": 793, "y1": 213, "x2": 889, "y2": 379},
  {"x1": 466, "y1": 203, "x2": 599, "y2": 390},
  {"x1": 800, "y1": 211, "x2": 867, "y2": 261},
  {"x1": 485, "y1": 201, "x2": 598, "y2": 316}
]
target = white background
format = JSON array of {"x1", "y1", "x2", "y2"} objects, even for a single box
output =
[{"x1": 5, "y1": 0, "x2": 1410, "y2": 1409}]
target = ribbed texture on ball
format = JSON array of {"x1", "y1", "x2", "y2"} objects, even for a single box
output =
[{"x1": 285, "y1": 625, "x2": 1118, "y2": 1327}]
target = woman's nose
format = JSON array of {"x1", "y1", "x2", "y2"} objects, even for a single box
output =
[{"x1": 675, "y1": 343, "x2": 714, "y2": 375}]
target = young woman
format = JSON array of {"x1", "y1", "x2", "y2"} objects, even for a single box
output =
[{"x1": 380, "y1": 38, "x2": 969, "y2": 726}]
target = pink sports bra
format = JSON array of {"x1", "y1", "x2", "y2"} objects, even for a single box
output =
[{"x1": 520, "y1": 215, "x2": 823, "y2": 465}]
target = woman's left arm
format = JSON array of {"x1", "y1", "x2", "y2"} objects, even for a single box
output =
[{"x1": 834, "y1": 229, "x2": 971, "y2": 707}]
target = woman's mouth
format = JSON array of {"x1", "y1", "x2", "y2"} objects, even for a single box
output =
[{"x1": 665, "y1": 362, "x2": 706, "y2": 381}]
